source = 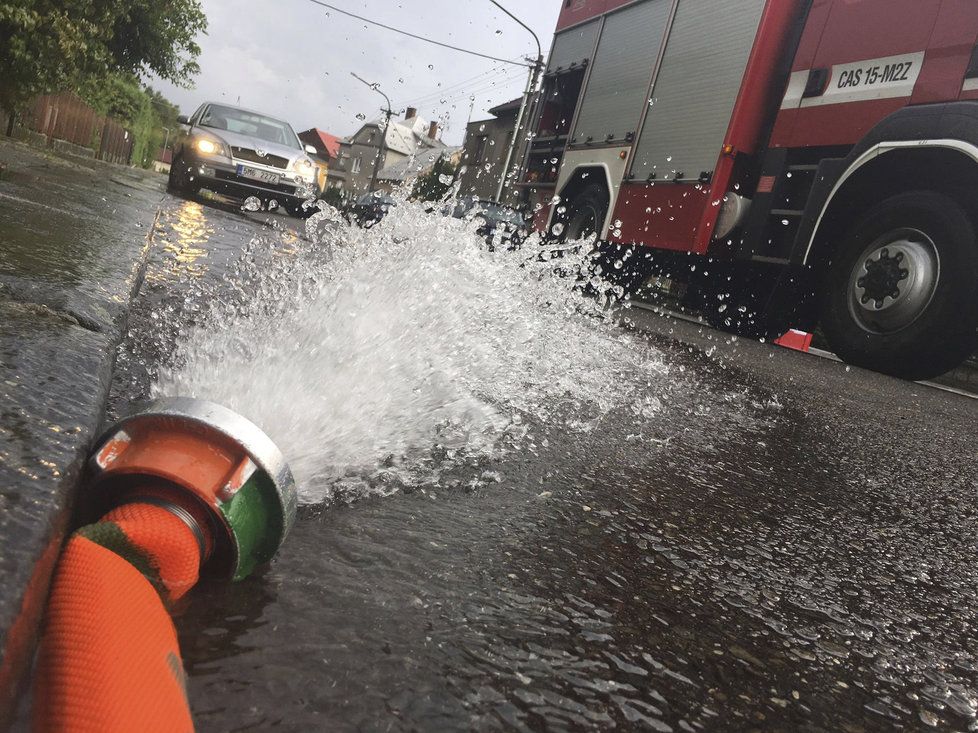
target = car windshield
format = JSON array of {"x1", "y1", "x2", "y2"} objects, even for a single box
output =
[{"x1": 199, "y1": 105, "x2": 300, "y2": 149}]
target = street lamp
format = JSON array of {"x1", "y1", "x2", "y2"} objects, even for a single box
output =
[
  {"x1": 351, "y1": 72, "x2": 395, "y2": 194},
  {"x1": 161, "y1": 126, "x2": 171, "y2": 165},
  {"x1": 489, "y1": 0, "x2": 544, "y2": 204}
]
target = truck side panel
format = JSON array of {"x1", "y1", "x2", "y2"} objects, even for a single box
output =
[
  {"x1": 613, "y1": 0, "x2": 800, "y2": 253},
  {"x1": 771, "y1": 1, "x2": 943, "y2": 148},
  {"x1": 916, "y1": 1, "x2": 978, "y2": 104},
  {"x1": 569, "y1": 0, "x2": 671, "y2": 148},
  {"x1": 556, "y1": 0, "x2": 636, "y2": 31},
  {"x1": 628, "y1": 0, "x2": 768, "y2": 183}
]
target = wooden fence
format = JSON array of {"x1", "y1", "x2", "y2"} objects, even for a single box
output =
[{"x1": 26, "y1": 92, "x2": 134, "y2": 164}]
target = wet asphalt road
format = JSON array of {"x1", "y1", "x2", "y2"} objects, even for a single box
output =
[{"x1": 96, "y1": 189, "x2": 978, "y2": 733}]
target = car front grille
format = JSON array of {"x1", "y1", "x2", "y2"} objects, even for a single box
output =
[{"x1": 231, "y1": 147, "x2": 289, "y2": 170}]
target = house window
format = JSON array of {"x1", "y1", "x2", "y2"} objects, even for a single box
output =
[
  {"x1": 352, "y1": 156, "x2": 362, "y2": 174},
  {"x1": 475, "y1": 135, "x2": 489, "y2": 163}
]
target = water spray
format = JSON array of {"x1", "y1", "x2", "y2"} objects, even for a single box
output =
[{"x1": 34, "y1": 398, "x2": 296, "y2": 731}]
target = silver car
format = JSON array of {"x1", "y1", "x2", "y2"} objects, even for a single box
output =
[{"x1": 169, "y1": 102, "x2": 318, "y2": 216}]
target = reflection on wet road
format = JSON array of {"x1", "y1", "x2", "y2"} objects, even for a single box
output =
[{"x1": 112, "y1": 193, "x2": 978, "y2": 732}]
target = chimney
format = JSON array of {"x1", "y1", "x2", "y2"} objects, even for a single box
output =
[
  {"x1": 405, "y1": 106, "x2": 417, "y2": 120},
  {"x1": 428, "y1": 121, "x2": 439, "y2": 140}
]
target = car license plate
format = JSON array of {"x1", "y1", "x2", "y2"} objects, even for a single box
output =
[{"x1": 236, "y1": 165, "x2": 280, "y2": 185}]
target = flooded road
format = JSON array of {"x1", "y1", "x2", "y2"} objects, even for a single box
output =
[{"x1": 111, "y1": 193, "x2": 978, "y2": 731}]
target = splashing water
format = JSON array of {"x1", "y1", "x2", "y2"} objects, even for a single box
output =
[{"x1": 154, "y1": 195, "x2": 670, "y2": 502}]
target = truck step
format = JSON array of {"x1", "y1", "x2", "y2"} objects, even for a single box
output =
[{"x1": 771, "y1": 208, "x2": 805, "y2": 217}]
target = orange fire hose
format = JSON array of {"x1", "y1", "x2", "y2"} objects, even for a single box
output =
[{"x1": 32, "y1": 399, "x2": 297, "y2": 733}]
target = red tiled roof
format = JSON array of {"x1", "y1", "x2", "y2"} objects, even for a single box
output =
[
  {"x1": 299, "y1": 127, "x2": 340, "y2": 159},
  {"x1": 312, "y1": 127, "x2": 340, "y2": 158}
]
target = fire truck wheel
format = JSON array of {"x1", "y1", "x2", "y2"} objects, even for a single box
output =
[
  {"x1": 562, "y1": 184, "x2": 609, "y2": 242},
  {"x1": 820, "y1": 191, "x2": 978, "y2": 380}
]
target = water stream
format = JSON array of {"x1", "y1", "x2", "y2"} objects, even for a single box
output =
[{"x1": 153, "y1": 195, "x2": 671, "y2": 503}]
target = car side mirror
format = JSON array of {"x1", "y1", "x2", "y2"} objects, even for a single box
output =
[
  {"x1": 177, "y1": 114, "x2": 191, "y2": 126},
  {"x1": 304, "y1": 144, "x2": 317, "y2": 155}
]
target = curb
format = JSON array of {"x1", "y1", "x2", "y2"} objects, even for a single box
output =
[{"x1": 0, "y1": 170, "x2": 163, "y2": 725}]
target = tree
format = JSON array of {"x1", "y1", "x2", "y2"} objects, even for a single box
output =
[
  {"x1": 411, "y1": 156, "x2": 458, "y2": 202},
  {"x1": 76, "y1": 73, "x2": 180, "y2": 167},
  {"x1": 0, "y1": 0, "x2": 207, "y2": 115}
]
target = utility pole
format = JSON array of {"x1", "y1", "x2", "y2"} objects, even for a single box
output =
[
  {"x1": 352, "y1": 73, "x2": 395, "y2": 194},
  {"x1": 490, "y1": 0, "x2": 544, "y2": 205}
]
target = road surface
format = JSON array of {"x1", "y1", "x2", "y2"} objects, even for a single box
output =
[{"x1": 104, "y1": 190, "x2": 978, "y2": 732}]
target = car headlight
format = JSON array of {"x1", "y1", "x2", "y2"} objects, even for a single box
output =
[
  {"x1": 194, "y1": 135, "x2": 230, "y2": 159},
  {"x1": 293, "y1": 157, "x2": 315, "y2": 181}
]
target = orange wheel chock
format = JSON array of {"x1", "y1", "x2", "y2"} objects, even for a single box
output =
[{"x1": 33, "y1": 398, "x2": 297, "y2": 732}]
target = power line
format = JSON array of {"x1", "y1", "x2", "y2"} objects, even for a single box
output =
[
  {"x1": 421, "y1": 72, "x2": 526, "y2": 109},
  {"x1": 436, "y1": 70, "x2": 527, "y2": 100},
  {"x1": 408, "y1": 66, "x2": 516, "y2": 107},
  {"x1": 414, "y1": 65, "x2": 528, "y2": 104},
  {"x1": 410, "y1": 63, "x2": 515, "y2": 100},
  {"x1": 301, "y1": 0, "x2": 534, "y2": 68},
  {"x1": 409, "y1": 70, "x2": 509, "y2": 107}
]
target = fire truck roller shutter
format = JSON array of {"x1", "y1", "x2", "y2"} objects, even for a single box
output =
[
  {"x1": 570, "y1": 0, "x2": 671, "y2": 147},
  {"x1": 630, "y1": 0, "x2": 767, "y2": 182},
  {"x1": 548, "y1": 19, "x2": 601, "y2": 73}
]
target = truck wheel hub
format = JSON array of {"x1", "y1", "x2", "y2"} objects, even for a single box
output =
[{"x1": 848, "y1": 228, "x2": 940, "y2": 334}]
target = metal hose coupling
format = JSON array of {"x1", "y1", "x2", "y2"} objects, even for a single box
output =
[{"x1": 87, "y1": 397, "x2": 297, "y2": 581}]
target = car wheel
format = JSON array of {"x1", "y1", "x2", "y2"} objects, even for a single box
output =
[
  {"x1": 167, "y1": 153, "x2": 197, "y2": 198},
  {"x1": 820, "y1": 190, "x2": 978, "y2": 380}
]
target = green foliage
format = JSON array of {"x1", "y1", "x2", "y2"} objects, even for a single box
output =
[
  {"x1": 78, "y1": 73, "x2": 180, "y2": 167},
  {"x1": 0, "y1": 0, "x2": 207, "y2": 114},
  {"x1": 411, "y1": 156, "x2": 458, "y2": 202}
]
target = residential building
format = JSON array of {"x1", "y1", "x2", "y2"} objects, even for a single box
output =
[
  {"x1": 376, "y1": 146, "x2": 463, "y2": 192},
  {"x1": 327, "y1": 107, "x2": 446, "y2": 199},
  {"x1": 458, "y1": 98, "x2": 521, "y2": 203}
]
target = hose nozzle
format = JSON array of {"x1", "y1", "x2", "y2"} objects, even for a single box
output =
[{"x1": 88, "y1": 397, "x2": 297, "y2": 581}]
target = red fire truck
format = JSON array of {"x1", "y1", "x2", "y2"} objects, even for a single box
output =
[{"x1": 520, "y1": 0, "x2": 978, "y2": 379}]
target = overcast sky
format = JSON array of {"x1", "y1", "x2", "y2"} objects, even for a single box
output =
[{"x1": 151, "y1": 0, "x2": 561, "y2": 146}]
